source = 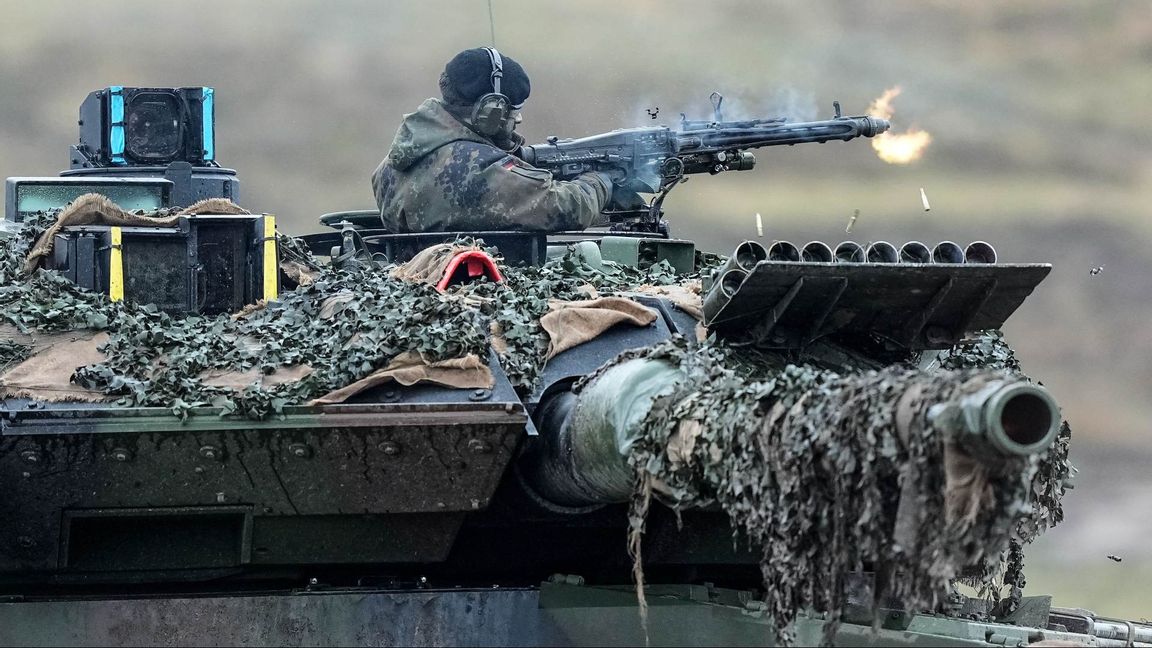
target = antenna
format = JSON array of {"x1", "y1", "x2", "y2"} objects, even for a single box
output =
[{"x1": 488, "y1": 0, "x2": 497, "y2": 46}]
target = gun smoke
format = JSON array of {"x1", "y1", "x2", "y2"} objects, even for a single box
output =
[{"x1": 628, "y1": 86, "x2": 819, "y2": 128}]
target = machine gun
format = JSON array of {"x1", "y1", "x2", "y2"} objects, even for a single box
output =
[{"x1": 519, "y1": 93, "x2": 890, "y2": 234}]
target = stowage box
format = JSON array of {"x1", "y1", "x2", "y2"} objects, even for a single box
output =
[{"x1": 45, "y1": 214, "x2": 279, "y2": 315}]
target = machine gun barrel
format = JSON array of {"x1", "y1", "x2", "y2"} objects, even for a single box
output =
[{"x1": 676, "y1": 115, "x2": 890, "y2": 153}]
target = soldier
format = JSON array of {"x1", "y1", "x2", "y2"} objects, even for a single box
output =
[{"x1": 372, "y1": 47, "x2": 616, "y2": 233}]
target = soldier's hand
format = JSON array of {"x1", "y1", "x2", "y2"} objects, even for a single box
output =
[
  {"x1": 588, "y1": 172, "x2": 620, "y2": 208},
  {"x1": 590, "y1": 171, "x2": 616, "y2": 191},
  {"x1": 605, "y1": 189, "x2": 647, "y2": 212},
  {"x1": 601, "y1": 166, "x2": 628, "y2": 184}
]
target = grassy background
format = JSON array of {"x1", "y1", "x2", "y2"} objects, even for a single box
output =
[{"x1": 1, "y1": 0, "x2": 1149, "y2": 618}]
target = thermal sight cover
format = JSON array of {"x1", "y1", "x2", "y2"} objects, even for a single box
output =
[{"x1": 76, "y1": 87, "x2": 216, "y2": 168}]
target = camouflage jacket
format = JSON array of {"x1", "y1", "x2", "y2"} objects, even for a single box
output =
[{"x1": 372, "y1": 99, "x2": 612, "y2": 232}]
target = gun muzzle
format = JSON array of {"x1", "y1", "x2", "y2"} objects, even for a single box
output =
[
  {"x1": 858, "y1": 116, "x2": 891, "y2": 137},
  {"x1": 950, "y1": 381, "x2": 1060, "y2": 456}
]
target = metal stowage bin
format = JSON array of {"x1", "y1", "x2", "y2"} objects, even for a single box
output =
[{"x1": 45, "y1": 213, "x2": 278, "y2": 314}]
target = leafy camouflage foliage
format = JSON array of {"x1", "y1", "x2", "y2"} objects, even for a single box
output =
[
  {"x1": 458, "y1": 248, "x2": 686, "y2": 390},
  {"x1": 1, "y1": 222, "x2": 493, "y2": 417},
  {"x1": 0, "y1": 212, "x2": 123, "y2": 333},
  {"x1": 0, "y1": 211, "x2": 688, "y2": 417},
  {"x1": 0, "y1": 339, "x2": 28, "y2": 371},
  {"x1": 616, "y1": 335, "x2": 1072, "y2": 645},
  {"x1": 939, "y1": 329, "x2": 1074, "y2": 614}
]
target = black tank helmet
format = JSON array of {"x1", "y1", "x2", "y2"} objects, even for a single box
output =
[{"x1": 439, "y1": 47, "x2": 531, "y2": 109}]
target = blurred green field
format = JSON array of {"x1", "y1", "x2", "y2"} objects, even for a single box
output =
[
  {"x1": 1025, "y1": 560, "x2": 1152, "y2": 620},
  {"x1": 1, "y1": 0, "x2": 1149, "y2": 620}
]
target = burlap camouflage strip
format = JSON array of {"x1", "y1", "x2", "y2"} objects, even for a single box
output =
[{"x1": 22, "y1": 194, "x2": 253, "y2": 275}]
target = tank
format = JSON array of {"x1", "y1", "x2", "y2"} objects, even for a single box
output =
[{"x1": 0, "y1": 88, "x2": 1144, "y2": 647}]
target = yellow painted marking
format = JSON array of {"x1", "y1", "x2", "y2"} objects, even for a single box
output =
[
  {"x1": 263, "y1": 215, "x2": 278, "y2": 301},
  {"x1": 109, "y1": 226, "x2": 124, "y2": 301}
]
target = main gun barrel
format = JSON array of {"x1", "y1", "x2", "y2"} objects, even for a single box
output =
[{"x1": 522, "y1": 359, "x2": 1058, "y2": 509}]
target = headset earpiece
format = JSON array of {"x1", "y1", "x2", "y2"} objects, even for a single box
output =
[
  {"x1": 472, "y1": 93, "x2": 511, "y2": 137},
  {"x1": 471, "y1": 48, "x2": 513, "y2": 137}
]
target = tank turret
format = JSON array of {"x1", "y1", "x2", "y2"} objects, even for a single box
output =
[{"x1": 1, "y1": 87, "x2": 1124, "y2": 648}]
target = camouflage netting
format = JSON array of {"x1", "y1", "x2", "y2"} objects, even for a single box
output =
[
  {"x1": 939, "y1": 331, "x2": 1074, "y2": 613},
  {"x1": 0, "y1": 206, "x2": 1070, "y2": 644},
  {"x1": 609, "y1": 335, "x2": 1071, "y2": 645},
  {"x1": 0, "y1": 207, "x2": 697, "y2": 417}
]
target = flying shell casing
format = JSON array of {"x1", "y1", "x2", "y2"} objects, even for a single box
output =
[{"x1": 845, "y1": 209, "x2": 859, "y2": 233}]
